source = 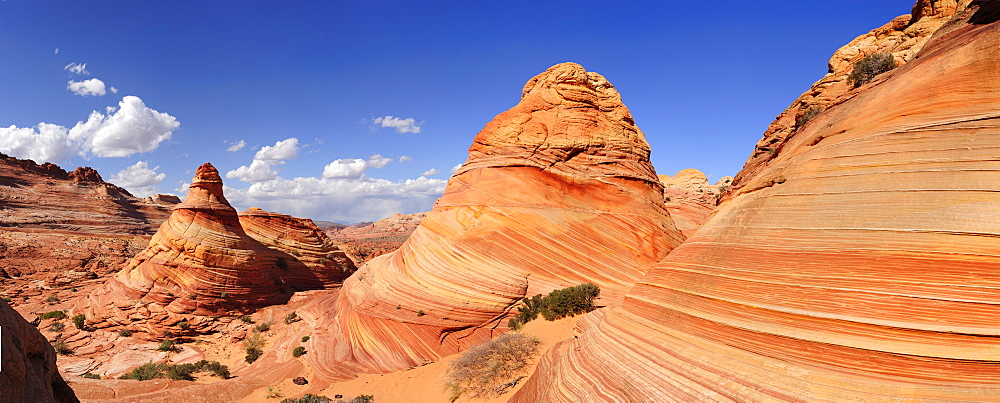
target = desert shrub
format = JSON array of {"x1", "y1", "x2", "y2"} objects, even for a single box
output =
[
  {"x1": 119, "y1": 361, "x2": 229, "y2": 381},
  {"x1": 280, "y1": 395, "x2": 331, "y2": 403},
  {"x1": 796, "y1": 106, "x2": 824, "y2": 129},
  {"x1": 540, "y1": 283, "x2": 600, "y2": 321},
  {"x1": 284, "y1": 311, "x2": 298, "y2": 324},
  {"x1": 240, "y1": 315, "x2": 254, "y2": 324},
  {"x1": 301, "y1": 335, "x2": 310, "y2": 343},
  {"x1": 49, "y1": 322, "x2": 65, "y2": 331},
  {"x1": 416, "y1": 310, "x2": 425, "y2": 317},
  {"x1": 445, "y1": 333, "x2": 540, "y2": 399},
  {"x1": 220, "y1": 291, "x2": 230, "y2": 298},
  {"x1": 350, "y1": 395, "x2": 374, "y2": 403},
  {"x1": 292, "y1": 346, "x2": 306, "y2": 358},
  {"x1": 266, "y1": 385, "x2": 282, "y2": 399},
  {"x1": 52, "y1": 340, "x2": 72, "y2": 355},
  {"x1": 81, "y1": 372, "x2": 101, "y2": 379},
  {"x1": 847, "y1": 52, "x2": 896, "y2": 87},
  {"x1": 254, "y1": 322, "x2": 271, "y2": 333},
  {"x1": 70, "y1": 288, "x2": 78, "y2": 292},
  {"x1": 507, "y1": 283, "x2": 600, "y2": 329},
  {"x1": 177, "y1": 319, "x2": 190, "y2": 330},
  {"x1": 157, "y1": 339, "x2": 175, "y2": 352},
  {"x1": 44, "y1": 295, "x2": 60, "y2": 304},
  {"x1": 72, "y1": 313, "x2": 86, "y2": 330},
  {"x1": 40, "y1": 310, "x2": 67, "y2": 320},
  {"x1": 119, "y1": 329, "x2": 133, "y2": 337}
]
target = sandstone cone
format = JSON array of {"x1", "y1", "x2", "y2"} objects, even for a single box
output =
[
  {"x1": 659, "y1": 169, "x2": 732, "y2": 238},
  {"x1": 278, "y1": 62, "x2": 683, "y2": 379},
  {"x1": 517, "y1": 2, "x2": 1000, "y2": 400},
  {"x1": 82, "y1": 163, "x2": 354, "y2": 336}
]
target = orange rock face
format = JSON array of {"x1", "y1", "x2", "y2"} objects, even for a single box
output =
[
  {"x1": 282, "y1": 62, "x2": 683, "y2": 379},
  {"x1": 0, "y1": 299, "x2": 78, "y2": 402},
  {"x1": 325, "y1": 212, "x2": 426, "y2": 263},
  {"x1": 659, "y1": 169, "x2": 731, "y2": 238},
  {"x1": 81, "y1": 163, "x2": 354, "y2": 336},
  {"x1": 517, "y1": 2, "x2": 1000, "y2": 401}
]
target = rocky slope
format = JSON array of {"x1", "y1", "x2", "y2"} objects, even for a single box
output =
[
  {"x1": 325, "y1": 212, "x2": 426, "y2": 263},
  {"x1": 260, "y1": 62, "x2": 684, "y2": 382},
  {"x1": 79, "y1": 163, "x2": 355, "y2": 338},
  {"x1": 659, "y1": 169, "x2": 731, "y2": 238},
  {"x1": 516, "y1": 1, "x2": 1000, "y2": 400},
  {"x1": 1, "y1": 299, "x2": 78, "y2": 403}
]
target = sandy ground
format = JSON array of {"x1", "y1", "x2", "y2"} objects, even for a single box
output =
[{"x1": 237, "y1": 315, "x2": 580, "y2": 403}]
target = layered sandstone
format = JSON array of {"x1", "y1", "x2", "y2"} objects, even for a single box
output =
[
  {"x1": 734, "y1": 0, "x2": 962, "y2": 192},
  {"x1": 0, "y1": 299, "x2": 78, "y2": 403},
  {"x1": 81, "y1": 163, "x2": 354, "y2": 337},
  {"x1": 273, "y1": 62, "x2": 683, "y2": 380},
  {"x1": 325, "y1": 212, "x2": 426, "y2": 263},
  {"x1": 517, "y1": 2, "x2": 1000, "y2": 400},
  {"x1": 659, "y1": 169, "x2": 731, "y2": 237}
]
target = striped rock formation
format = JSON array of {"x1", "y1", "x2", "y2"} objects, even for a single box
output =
[
  {"x1": 0, "y1": 299, "x2": 78, "y2": 403},
  {"x1": 516, "y1": 1, "x2": 1000, "y2": 401},
  {"x1": 81, "y1": 163, "x2": 354, "y2": 336},
  {"x1": 285, "y1": 62, "x2": 684, "y2": 378},
  {"x1": 659, "y1": 169, "x2": 731, "y2": 238}
]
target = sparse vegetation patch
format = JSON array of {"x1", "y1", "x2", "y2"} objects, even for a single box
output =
[
  {"x1": 848, "y1": 52, "x2": 896, "y2": 87},
  {"x1": 508, "y1": 283, "x2": 600, "y2": 330},
  {"x1": 445, "y1": 333, "x2": 540, "y2": 400}
]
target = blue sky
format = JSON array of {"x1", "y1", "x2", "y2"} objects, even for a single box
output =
[{"x1": 0, "y1": 0, "x2": 915, "y2": 222}]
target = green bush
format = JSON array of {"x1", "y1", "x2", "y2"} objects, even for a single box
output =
[
  {"x1": 301, "y1": 335, "x2": 310, "y2": 343},
  {"x1": 44, "y1": 295, "x2": 60, "y2": 304},
  {"x1": 81, "y1": 372, "x2": 101, "y2": 379},
  {"x1": 119, "y1": 360, "x2": 229, "y2": 381},
  {"x1": 177, "y1": 319, "x2": 190, "y2": 330},
  {"x1": 40, "y1": 310, "x2": 67, "y2": 320},
  {"x1": 240, "y1": 315, "x2": 253, "y2": 324},
  {"x1": 72, "y1": 313, "x2": 86, "y2": 330},
  {"x1": 48, "y1": 322, "x2": 65, "y2": 331},
  {"x1": 280, "y1": 395, "x2": 332, "y2": 403},
  {"x1": 120, "y1": 363, "x2": 165, "y2": 381},
  {"x1": 445, "y1": 333, "x2": 540, "y2": 399},
  {"x1": 507, "y1": 283, "x2": 600, "y2": 329},
  {"x1": 157, "y1": 339, "x2": 175, "y2": 352},
  {"x1": 52, "y1": 340, "x2": 72, "y2": 355},
  {"x1": 292, "y1": 346, "x2": 306, "y2": 358},
  {"x1": 284, "y1": 311, "x2": 298, "y2": 324},
  {"x1": 119, "y1": 329, "x2": 133, "y2": 337},
  {"x1": 245, "y1": 347, "x2": 263, "y2": 364},
  {"x1": 254, "y1": 322, "x2": 271, "y2": 333},
  {"x1": 416, "y1": 310, "x2": 425, "y2": 317},
  {"x1": 351, "y1": 395, "x2": 374, "y2": 403},
  {"x1": 796, "y1": 106, "x2": 824, "y2": 129},
  {"x1": 847, "y1": 52, "x2": 896, "y2": 87}
]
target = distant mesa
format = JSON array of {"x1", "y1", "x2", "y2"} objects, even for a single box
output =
[
  {"x1": 80, "y1": 163, "x2": 355, "y2": 337},
  {"x1": 517, "y1": 2, "x2": 1000, "y2": 400},
  {"x1": 659, "y1": 168, "x2": 732, "y2": 238},
  {"x1": 273, "y1": 62, "x2": 684, "y2": 380},
  {"x1": 325, "y1": 212, "x2": 427, "y2": 264}
]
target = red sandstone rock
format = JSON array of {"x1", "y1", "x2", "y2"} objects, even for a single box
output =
[
  {"x1": 659, "y1": 169, "x2": 731, "y2": 237},
  {"x1": 325, "y1": 212, "x2": 426, "y2": 263},
  {"x1": 517, "y1": 2, "x2": 1000, "y2": 400},
  {"x1": 271, "y1": 62, "x2": 683, "y2": 381},
  {"x1": 80, "y1": 163, "x2": 354, "y2": 337},
  {"x1": 0, "y1": 299, "x2": 78, "y2": 402}
]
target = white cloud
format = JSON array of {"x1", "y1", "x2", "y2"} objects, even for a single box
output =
[
  {"x1": 372, "y1": 115, "x2": 421, "y2": 134},
  {"x1": 68, "y1": 78, "x2": 107, "y2": 97},
  {"x1": 68, "y1": 96, "x2": 179, "y2": 158},
  {"x1": 175, "y1": 181, "x2": 190, "y2": 195},
  {"x1": 64, "y1": 62, "x2": 88, "y2": 75},
  {"x1": 0, "y1": 96, "x2": 177, "y2": 163},
  {"x1": 226, "y1": 159, "x2": 281, "y2": 183},
  {"x1": 451, "y1": 163, "x2": 463, "y2": 173},
  {"x1": 421, "y1": 168, "x2": 441, "y2": 177},
  {"x1": 322, "y1": 158, "x2": 368, "y2": 179},
  {"x1": 225, "y1": 176, "x2": 447, "y2": 223},
  {"x1": 110, "y1": 161, "x2": 166, "y2": 197},
  {"x1": 54, "y1": 48, "x2": 60, "y2": 55},
  {"x1": 399, "y1": 155, "x2": 412, "y2": 163},
  {"x1": 367, "y1": 154, "x2": 392, "y2": 169},
  {"x1": 227, "y1": 139, "x2": 247, "y2": 152},
  {"x1": 110, "y1": 86, "x2": 118, "y2": 94},
  {"x1": 0, "y1": 123, "x2": 73, "y2": 163},
  {"x1": 254, "y1": 138, "x2": 299, "y2": 161}
]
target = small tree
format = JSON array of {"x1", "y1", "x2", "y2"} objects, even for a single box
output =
[
  {"x1": 847, "y1": 52, "x2": 896, "y2": 87},
  {"x1": 292, "y1": 346, "x2": 306, "y2": 358},
  {"x1": 444, "y1": 333, "x2": 540, "y2": 400},
  {"x1": 796, "y1": 106, "x2": 824, "y2": 130},
  {"x1": 72, "y1": 313, "x2": 87, "y2": 330}
]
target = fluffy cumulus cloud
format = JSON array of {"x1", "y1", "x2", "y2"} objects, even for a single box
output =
[
  {"x1": 372, "y1": 115, "x2": 421, "y2": 134},
  {"x1": 322, "y1": 158, "x2": 368, "y2": 179},
  {"x1": 225, "y1": 176, "x2": 447, "y2": 223},
  {"x1": 451, "y1": 163, "x2": 463, "y2": 173},
  {"x1": 110, "y1": 161, "x2": 166, "y2": 197},
  {"x1": 226, "y1": 138, "x2": 299, "y2": 183},
  {"x1": 421, "y1": 168, "x2": 441, "y2": 177},
  {"x1": 398, "y1": 155, "x2": 412, "y2": 163},
  {"x1": 67, "y1": 78, "x2": 107, "y2": 96},
  {"x1": 64, "y1": 62, "x2": 88, "y2": 75},
  {"x1": 0, "y1": 96, "x2": 178, "y2": 164},
  {"x1": 227, "y1": 139, "x2": 247, "y2": 152}
]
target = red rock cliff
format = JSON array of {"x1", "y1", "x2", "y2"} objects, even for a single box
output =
[{"x1": 517, "y1": 2, "x2": 1000, "y2": 401}]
